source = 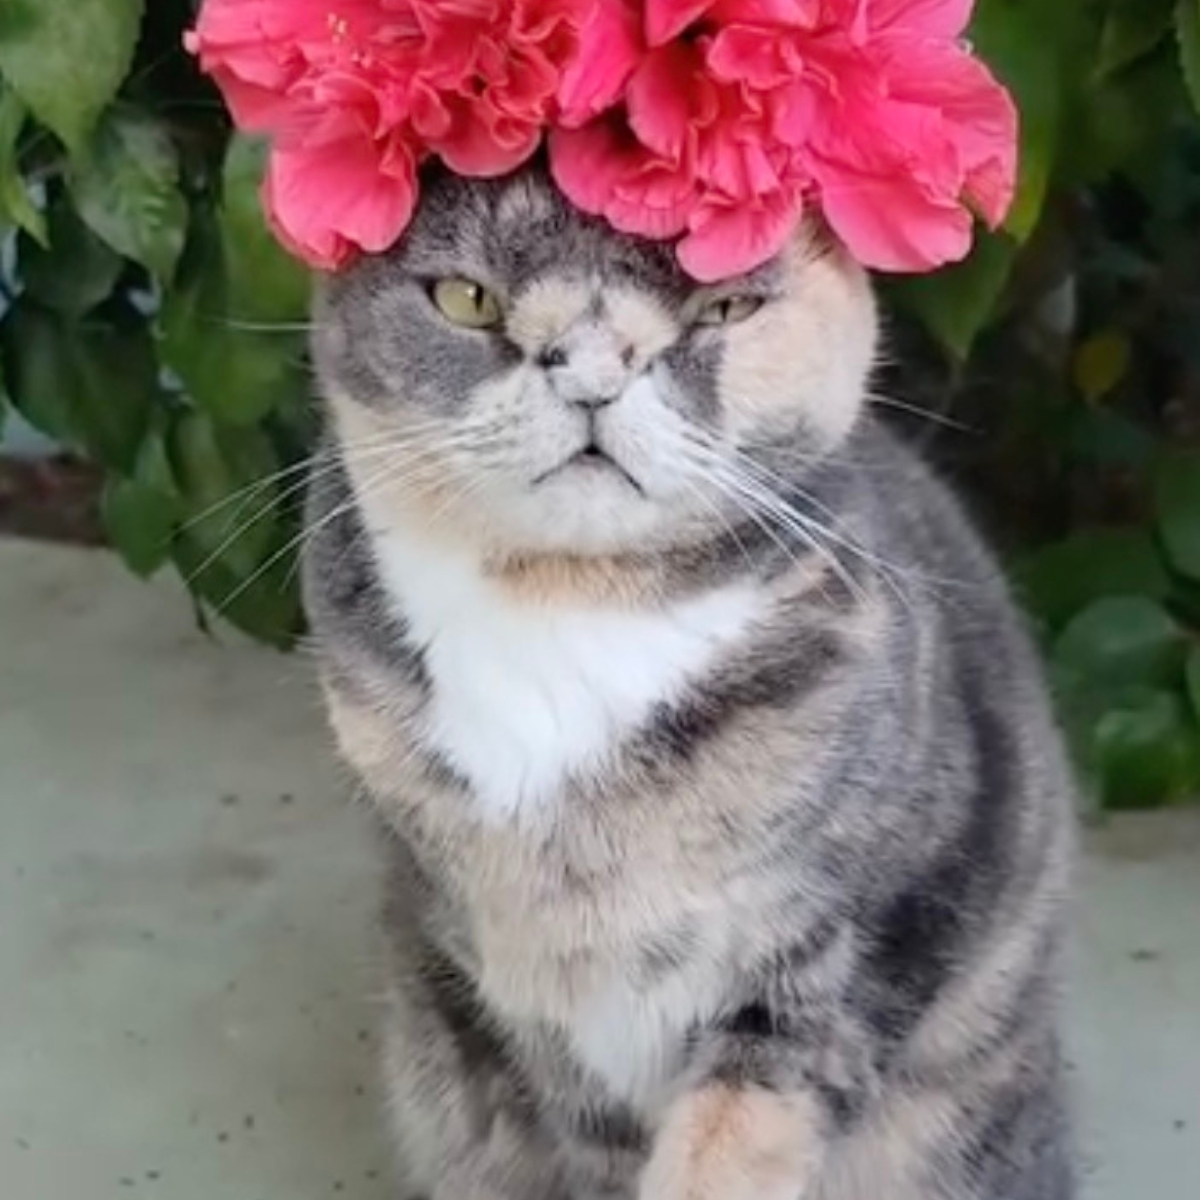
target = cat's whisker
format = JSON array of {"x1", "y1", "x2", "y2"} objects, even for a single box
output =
[
  {"x1": 174, "y1": 432, "x2": 417, "y2": 540},
  {"x1": 705, "y1": 481, "x2": 809, "y2": 575},
  {"x1": 731, "y1": 449, "x2": 966, "y2": 598},
  {"x1": 677, "y1": 440, "x2": 872, "y2": 607},
  {"x1": 677, "y1": 432, "x2": 919, "y2": 609},
  {"x1": 179, "y1": 420, "x2": 504, "y2": 557},
  {"x1": 717, "y1": 472, "x2": 870, "y2": 608},
  {"x1": 672, "y1": 434, "x2": 860, "y2": 585},
  {"x1": 674, "y1": 470, "x2": 760, "y2": 580},
  {"x1": 868, "y1": 391, "x2": 975, "y2": 433},
  {"x1": 280, "y1": 444, "x2": 490, "y2": 591},
  {"x1": 206, "y1": 318, "x2": 321, "y2": 334},
  {"x1": 728, "y1": 452, "x2": 915, "y2": 585},
  {"x1": 678, "y1": 452, "x2": 810, "y2": 578},
  {"x1": 174, "y1": 455, "x2": 321, "y2": 540},
  {"x1": 213, "y1": 424, "x2": 513, "y2": 612},
  {"x1": 185, "y1": 440, "x2": 467, "y2": 585},
  {"x1": 717, "y1": 461, "x2": 885, "y2": 606},
  {"x1": 662, "y1": 431, "x2": 808, "y2": 574},
  {"x1": 423, "y1": 473, "x2": 491, "y2": 535},
  {"x1": 214, "y1": 459, "x2": 407, "y2": 617}
]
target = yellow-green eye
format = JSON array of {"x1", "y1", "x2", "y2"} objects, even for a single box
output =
[
  {"x1": 695, "y1": 296, "x2": 763, "y2": 327},
  {"x1": 431, "y1": 278, "x2": 503, "y2": 329}
]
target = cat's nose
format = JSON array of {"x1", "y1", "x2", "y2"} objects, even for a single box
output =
[{"x1": 539, "y1": 327, "x2": 636, "y2": 410}]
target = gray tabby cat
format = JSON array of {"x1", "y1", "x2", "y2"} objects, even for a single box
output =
[{"x1": 303, "y1": 163, "x2": 1076, "y2": 1200}]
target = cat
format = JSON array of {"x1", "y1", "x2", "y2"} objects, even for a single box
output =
[{"x1": 302, "y1": 161, "x2": 1076, "y2": 1200}]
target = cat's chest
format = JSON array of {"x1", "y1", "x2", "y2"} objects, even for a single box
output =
[{"x1": 371, "y1": 528, "x2": 762, "y2": 819}]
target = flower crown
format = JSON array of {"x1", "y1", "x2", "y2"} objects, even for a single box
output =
[{"x1": 186, "y1": 0, "x2": 1018, "y2": 282}]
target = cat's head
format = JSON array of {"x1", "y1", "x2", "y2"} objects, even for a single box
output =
[{"x1": 314, "y1": 162, "x2": 877, "y2": 557}]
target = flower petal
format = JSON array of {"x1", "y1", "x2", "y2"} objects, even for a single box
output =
[
  {"x1": 677, "y1": 186, "x2": 804, "y2": 280},
  {"x1": 627, "y1": 42, "x2": 704, "y2": 162},
  {"x1": 557, "y1": 0, "x2": 642, "y2": 126},
  {"x1": 869, "y1": 0, "x2": 974, "y2": 39},
  {"x1": 816, "y1": 166, "x2": 973, "y2": 271},
  {"x1": 265, "y1": 134, "x2": 417, "y2": 269},
  {"x1": 881, "y1": 39, "x2": 1018, "y2": 226},
  {"x1": 645, "y1": 0, "x2": 715, "y2": 46},
  {"x1": 550, "y1": 122, "x2": 696, "y2": 237}
]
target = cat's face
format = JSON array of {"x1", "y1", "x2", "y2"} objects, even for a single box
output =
[{"x1": 314, "y1": 165, "x2": 877, "y2": 556}]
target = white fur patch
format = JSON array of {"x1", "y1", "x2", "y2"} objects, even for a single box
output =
[
  {"x1": 571, "y1": 970, "x2": 727, "y2": 1106},
  {"x1": 370, "y1": 526, "x2": 762, "y2": 820}
]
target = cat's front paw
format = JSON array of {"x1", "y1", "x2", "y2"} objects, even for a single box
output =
[{"x1": 637, "y1": 1086, "x2": 822, "y2": 1200}]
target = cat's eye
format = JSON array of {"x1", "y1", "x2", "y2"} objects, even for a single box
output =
[
  {"x1": 430, "y1": 278, "x2": 503, "y2": 329},
  {"x1": 694, "y1": 296, "x2": 763, "y2": 327}
]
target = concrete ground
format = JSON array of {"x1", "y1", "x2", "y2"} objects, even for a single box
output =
[{"x1": 1, "y1": 539, "x2": 1196, "y2": 1200}]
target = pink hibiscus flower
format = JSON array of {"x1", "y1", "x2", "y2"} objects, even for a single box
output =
[
  {"x1": 187, "y1": 0, "x2": 589, "y2": 268},
  {"x1": 189, "y1": 0, "x2": 1017, "y2": 280},
  {"x1": 551, "y1": 0, "x2": 1016, "y2": 278}
]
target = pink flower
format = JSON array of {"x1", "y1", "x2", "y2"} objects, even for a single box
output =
[
  {"x1": 552, "y1": 4, "x2": 811, "y2": 279},
  {"x1": 557, "y1": 0, "x2": 643, "y2": 127},
  {"x1": 550, "y1": 114, "x2": 699, "y2": 239},
  {"x1": 189, "y1": 0, "x2": 1018, "y2": 280},
  {"x1": 553, "y1": 0, "x2": 1017, "y2": 278},
  {"x1": 187, "y1": 0, "x2": 589, "y2": 268},
  {"x1": 265, "y1": 129, "x2": 417, "y2": 271}
]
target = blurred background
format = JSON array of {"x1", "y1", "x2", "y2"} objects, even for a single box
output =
[{"x1": 0, "y1": 1, "x2": 1197, "y2": 1198}]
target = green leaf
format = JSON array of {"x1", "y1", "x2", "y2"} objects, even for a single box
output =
[
  {"x1": 172, "y1": 534, "x2": 303, "y2": 650},
  {"x1": 1072, "y1": 331, "x2": 1132, "y2": 403},
  {"x1": 1065, "y1": 407, "x2": 1157, "y2": 471},
  {"x1": 1071, "y1": 43, "x2": 1186, "y2": 188},
  {"x1": 0, "y1": 348, "x2": 9, "y2": 428},
  {"x1": 0, "y1": 88, "x2": 44, "y2": 243},
  {"x1": 1092, "y1": 689, "x2": 1200, "y2": 810},
  {"x1": 1, "y1": 301, "x2": 72, "y2": 440},
  {"x1": 162, "y1": 276, "x2": 306, "y2": 426},
  {"x1": 1178, "y1": 0, "x2": 1200, "y2": 113},
  {"x1": 69, "y1": 108, "x2": 188, "y2": 283},
  {"x1": 103, "y1": 433, "x2": 181, "y2": 577},
  {"x1": 1097, "y1": 0, "x2": 1176, "y2": 79},
  {"x1": 167, "y1": 410, "x2": 302, "y2": 648},
  {"x1": 888, "y1": 230, "x2": 1017, "y2": 361},
  {"x1": 1154, "y1": 450, "x2": 1200, "y2": 581},
  {"x1": 1, "y1": 301, "x2": 157, "y2": 472},
  {"x1": 1014, "y1": 530, "x2": 1173, "y2": 631},
  {"x1": 20, "y1": 196, "x2": 123, "y2": 316},
  {"x1": 162, "y1": 204, "x2": 306, "y2": 426},
  {"x1": 0, "y1": 0, "x2": 144, "y2": 152},
  {"x1": 220, "y1": 135, "x2": 311, "y2": 325},
  {"x1": 158, "y1": 137, "x2": 310, "y2": 425},
  {"x1": 1049, "y1": 663, "x2": 1107, "y2": 807},
  {"x1": 1053, "y1": 596, "x2": 1186, "y2": 689},
  {"x1": 1187, "y1": 647, "x2": 1200, "y2": 724},
  {"x1": 971, "y1": 0, "x2": 1069, "y2": 242},
  {"x1": 167, "y1": 410, "x2": 286, "y2": 580}
]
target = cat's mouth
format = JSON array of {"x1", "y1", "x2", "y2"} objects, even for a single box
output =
[{"x1": 533, "y1": 442, "x2": 645, "y2": 495}]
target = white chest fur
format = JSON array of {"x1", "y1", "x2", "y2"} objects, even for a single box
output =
[{"x1": 370, "y1": 526, "x2": 762, "y2": 820}]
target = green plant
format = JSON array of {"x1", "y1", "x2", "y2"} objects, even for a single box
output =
[
  {"x1": 0, "y1": 0, "x2": 1197, "y2": 806},
  {"x1": 885, "y1": 0, "x2": 1200, "y2": 811},
  {"x1": 0, "y1": 0, "x2": 311, "y2": 646}
]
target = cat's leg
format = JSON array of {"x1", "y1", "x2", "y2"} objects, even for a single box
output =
[
  {"x1": 636, "y1": 1008, "x2": 875, "y2": 1200},
  {"x1": 637, "y1": 1019, "x2": 1074, "y2": 1200},
  {"x1": 380, "y1": 942, "x2": 569, "y2": 1200}
]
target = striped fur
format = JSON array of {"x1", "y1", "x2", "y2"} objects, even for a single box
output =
[{"x1": 303, "y1": 164, "x2": 1076, "y2": 1200}]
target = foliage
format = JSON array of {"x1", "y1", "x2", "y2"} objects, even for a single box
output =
[
  {"x1": 0, "y1": 0, "x2": 310, "y2": 648},
  {"x1": 0, "y1": 0, "x2": 1197, "y2": 806},
  {"x1": 886, "y1": 0, "x2": 1200, "y2": 812}
]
